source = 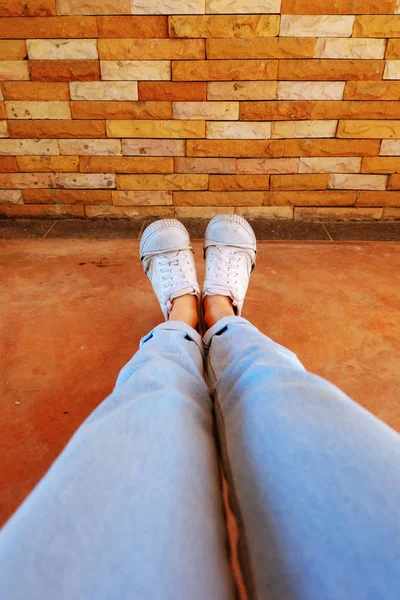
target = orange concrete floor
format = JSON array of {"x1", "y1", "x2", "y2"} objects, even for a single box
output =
[{"x1": 1, "y1": 239, "x2": 399, "y2": 526}]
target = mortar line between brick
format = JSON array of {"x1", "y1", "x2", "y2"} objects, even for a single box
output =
[
  {"x1": 321, "y1": 223, "x2": 333, "y2": 242},
  {"x1": 42, "y1": 221, "x2": 57, "y2": 239}
]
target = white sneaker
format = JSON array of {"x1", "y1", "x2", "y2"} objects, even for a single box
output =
[
  {"x1": 140, "y1": 219, "x2": 200, "y2": 320},
  {"x1": 203, "y1": 214, "x2": 256, "y2": 316}
]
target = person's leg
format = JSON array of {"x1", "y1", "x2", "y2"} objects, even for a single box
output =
[
  {"x1": 0, "y1": 221, "x2": 234, "y2": 600},
  {"x1": 203, "y1": 214, "x2": 400, "y2": 600}
]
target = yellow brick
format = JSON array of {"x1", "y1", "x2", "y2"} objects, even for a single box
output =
[
  {"x1": 314, "y1": 38, "x2": 385, "y2": 60},
  {"x1": 380, "y1": 140, "x2": 400, "y2": 155},
  {"x1": 16, "y1": 156, "x2": 79, "y2": 172},
  {"x1": 207, "y1": 81, "x2": 276, "y2": 101},
  {"x1": 107, "y1": 120, "x2": 205, "y2": 138},
  {"x1": 272, "y1": 120, "x2": 337, "y2": 139},
  {"x1": 101, "y1": 61, "x2": 171, "y2": 81},
  {"x1": 328, "y1": 174, "x2": 387, "y2": 190},
  {"x1": 0, "y1": 40, "x2": 26, "y2": 60},
  {"x1": 383, "y1": 61, "x2": 400, "y2": 79},
  {"x1": 173, "y1": 101, "x2": 238, "y2": 120},
  {"x1": 168, "y1": 15, "x2": 280, "y2": 38},
  {"x1": 382, "y1": 207, "x2": 400, "y2": 219},
  {"x1": 280, "y1": 15, "x2": 354, "y2": 37},
  {"x1": 86, "y1": 205, "x2": 174, "y2": 218},
  {"x1": 27, "y1": 39, "x2": 98, "y2": 60},
  {"x1": 277, "y1": 81, "x2": 344, "y2": 100},
  {"x1": 187, "y1": 139, "x2": 284, "y2": 157},
  {"x1": 0, "y1": 61, "x2": 29, "y2": 80},
  {"x1": 206, "y1": 38, "x2": 315, "y2": 59},
  {"x1": 175, "y1": 206, "x2": 235, "y2": 218},
  {"x1": 173, "y1": 191, "x2": 264, "y2": 205},
  {"x1": 0, "y1": 190, "x2": 23, "y2": 204},
  {"x1": 116, "y1": 174, "x2": 208, "y2": 190},
  {"x1": 237, "y1": 158, "x2": 298, "y2": 174},
  {"x1": 57, "y1": 0, "x2": 131, "y2": 14},
  {"x1": 0, "y1": 121, "x2": 7, "y2": 137},
  {"x1": 299, "y1": 157, "x2": 361, "y2": 173},
  {"x1": 0, "y1": 138, "x2": 59, "y2": 155},
  {"x1": 172, "y1": 60, "x2": 278, "y2": 81},
  {"x1": 132, "y1": 0, "x2": 204, "y2": 14},
  {"x1": 337, "y1": 120, "x2": 400, "y2": 138},
  {"x1": 206, "y1": 0, "x2": 280, "y2": 13},
  {"x1": 236, "y1": 206, "x2": 293, "y2": 219},
  {"x1": 295, "y1": 207, "x2": 383, "y2": 221},
  {"x1": 6, "y1": 101, "x2": 71, "y2": 119},
  {"x1": 112, "y1": 191, "x2": 172, "y2": 205},
  {"x1": 361, "y1": 157, "x2": 400, "y2": 173},
  {"x1": 209, "y1": 174, "x2": 270, "y2": 191},
  {"x1": 98, "y1": 39, "x2": 204, "y2": 60},
  {"x1": 206, "y1": 121, "x2": 271, "y2": 139},
  {"x1": 353, "y1": 16, "x2": 400, "y2": 37},
  {"x1": 264, "y1": 191, "x2": 355, "y2": 206},
  {"x1": 56, "y1": 173, "x2": 116, "y2": 189},
  {"x1": 271, "y1": 174, "x2": 329, "y2": 190}
]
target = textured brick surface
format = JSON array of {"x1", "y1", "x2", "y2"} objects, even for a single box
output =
[{"x1": 0, "y1": 4, "x2": 397, "y2": 220}]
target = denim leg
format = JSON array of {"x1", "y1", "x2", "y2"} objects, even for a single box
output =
[
  {"x1": 205, "y1": 316, "x2": 400, "y2": 600},
  {"x1": 0, "y1": 322, "x2": 234, "y2": 600}
]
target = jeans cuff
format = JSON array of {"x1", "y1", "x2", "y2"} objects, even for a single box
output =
[
  {"x1": 140, "y1": 321, "x2": 204, "y2": 357},
  {"x1": 202, "y1": 316, "x2": 251, "y2": 350}
]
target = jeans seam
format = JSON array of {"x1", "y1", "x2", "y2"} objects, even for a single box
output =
[{"x1": 213, "y1": 391, "x2": 257, "y2": 600}]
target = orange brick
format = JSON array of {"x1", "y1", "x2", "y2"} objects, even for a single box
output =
[
  {"x1": 264, "y1": 190, "x2": 355, "y2": 206},
  {"x1": 240, "y1": 100, "x2": 400, "y2": 120},
  {"x1": 174, "y1": 158, "x2": 236, "y2": 174},
  {"x1": 186, "y1": 140, "x2": 284, "y2": 157},
  {"x1": 8, "y1": 120, "x2": 106, "y2": 138},
  {"x1": 0, "y1": 156, "x2": 18, "y2": 172},
  {"x1": 80, "y1": 156, "x2": 173, "y2": 173},
  {"x1": 283, "y1": 139, "x2": 380, "y2": 157},
  {"x1": 30, "y1": 60, "x2": 100, "y2": 82},
  {"x1": 207, "y1": 38, "x2": 316, "y2": 59},
  {"x1": 361, "y1": 157, "x2": 400, "y2": 174},
  {"x1": 173, "y1": 60, "x2": 278, "y2": 81},
  {"x1": 271, "y1": 174, "x2": 329, "y2": 190},
  {"x1": 173, "y1": 191, "x2": 264, "y2": 206},
  {"x1": 344, "y1": 81, "x2": 400, "y2": 100},
  {"x1": 22, "y1": 189, "x2": 112, "y2": 203},
  {"x1": 138, "y1": 81, "x2": 206, "y2": 101},
  {"x1": 278, "y1": 60, "x2": 385, "y2": 81},
  {"x1": 71, "y1": 101, "x2": 172, "y2": 119},
  {"x1": 98, "y1": 39, "x2": 204, "y2": 60},
  {"x1": 353, "y1": 16, "x2": 400, "y2": 37},
  {"x1": 237, "y1": 158, "x2": 299, "y2": 174},
  {"x1": 209, "y1": 174, "x2": 270, "y2": 191},
  {"x1": 96, "y1": 16, "x2": 167, "y2": 37},
  {"x1": 0, "y1": 0, "x2": 56, "y2": 16},
  {"x1": 86, "y1": 205, "x2": 174, "y2": 218},
  {"x1": 355, "y1": 191, "x2": 400, "y2": 206},
  {"x1": 0, "y1": 17, "x2": 98, "y2": 38},
  {"x1": 0, "y1": 103, "x2": 5, "y2": 119},
  {"x1": 386, "y1": 40, "x2": 400, "y2": 59},
  {"x1": 17, "y1": 156, "x2": 78, "y2": 172},
  {"x1": 117, "y1": 174, "x2": 208, "y2": 191},
  {"x1": 294, "y1": 207, "x2": 382, "y2": 221},
  {"x1": 1, "y1": 82, "x2": 70, "y2": 100},
  {"x1": 0, "y1": 41, "x2": 26, "y2": 60},
  {"x1": 280, "y1": 0, "x2": 395, "y2": 13},
  {"x1": 0, "y1": 203, "x2": 84, "y2": 217},
  {"x1": 388, "y1": 174, "x2": 400, "y2": 189}
]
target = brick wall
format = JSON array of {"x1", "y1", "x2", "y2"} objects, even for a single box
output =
[{"x1": 0, "y1": 0, "x2": 400, "y2": 222}]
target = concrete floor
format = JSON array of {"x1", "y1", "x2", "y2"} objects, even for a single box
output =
[{"x1": 1, "y1": 239, "x2": 399, "y2": 526}]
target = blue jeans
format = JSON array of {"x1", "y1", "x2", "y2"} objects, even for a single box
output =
[{"x1": 1, "y1": 317, "x2": 399, "y2": 600}]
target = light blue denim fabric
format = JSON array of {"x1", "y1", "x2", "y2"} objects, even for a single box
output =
[{"x1": 1, "y1": 317, "x2": 399, "y2": 600}]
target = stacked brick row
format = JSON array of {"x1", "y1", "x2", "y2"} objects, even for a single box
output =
[{"x1": 0, "y1": 0, "x2": 400, "y2": 221}]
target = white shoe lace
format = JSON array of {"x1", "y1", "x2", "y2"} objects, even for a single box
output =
[
  {"x1": 206, "y1": 247, "x2": 241, "y2": 288},
  {"x1": 159, "y1": 250, "x2": 196, "y2": 293}
]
